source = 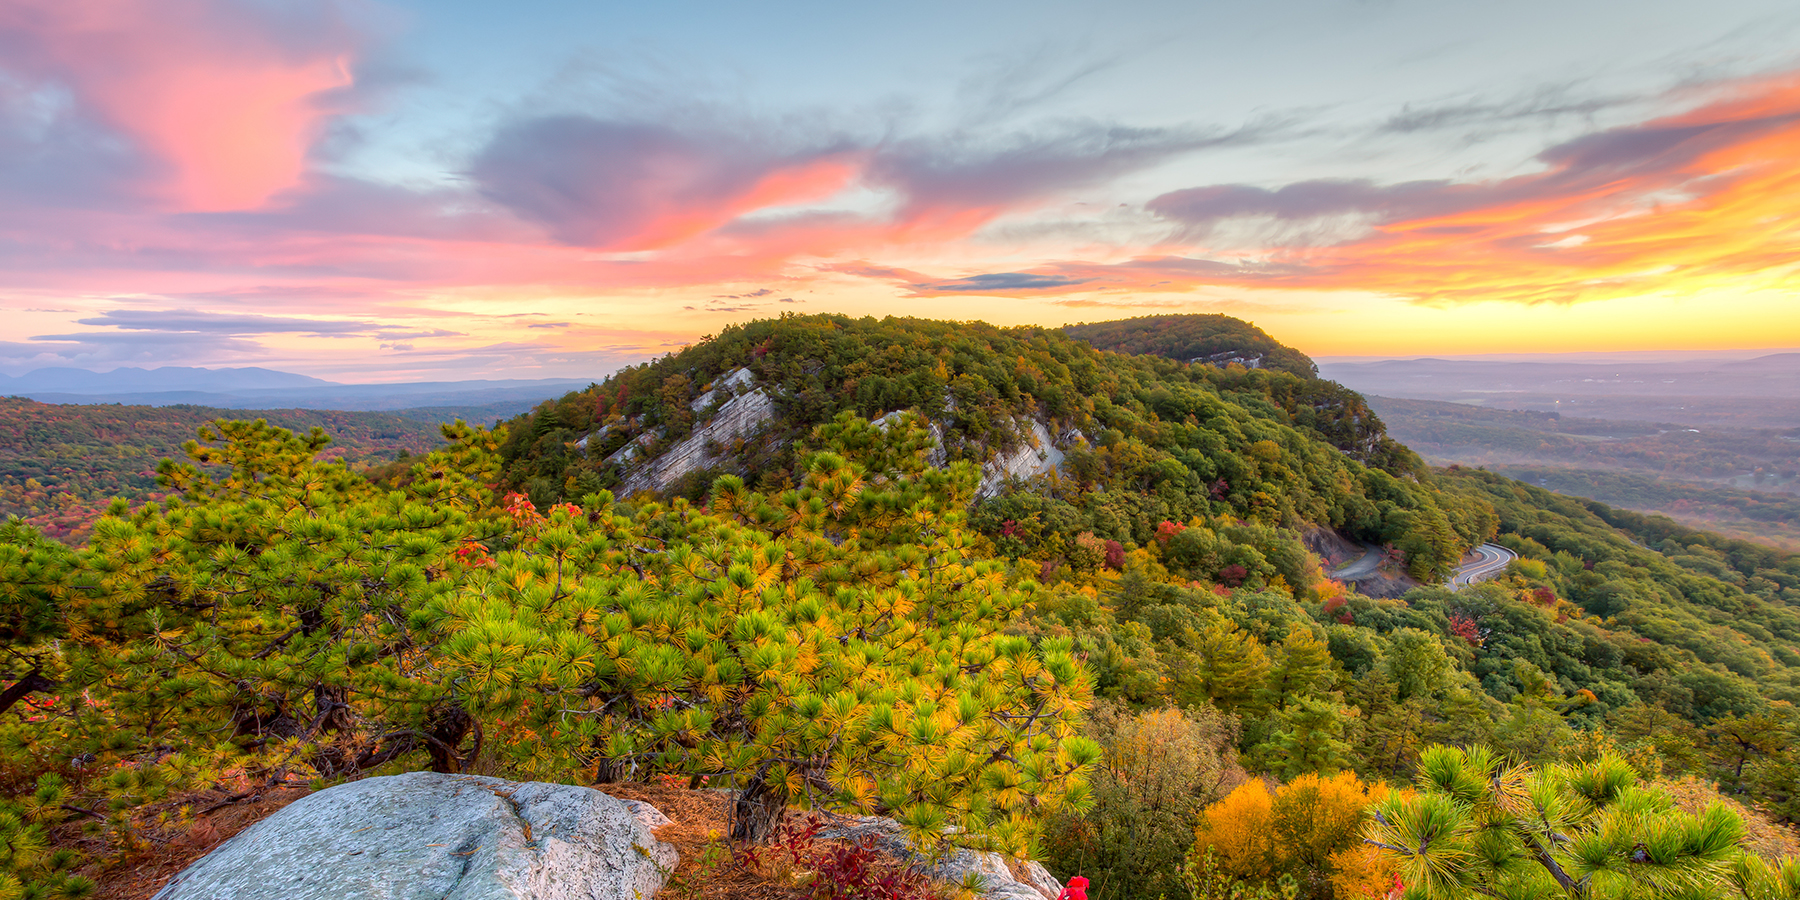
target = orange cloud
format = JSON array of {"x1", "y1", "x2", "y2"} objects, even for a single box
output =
[
  {"x1": 967, "y1": 73, "x2": 1800, "y2": 307},
  {"x1": 1312, "y1": 78, "x2": 1800, "y2": 304}
]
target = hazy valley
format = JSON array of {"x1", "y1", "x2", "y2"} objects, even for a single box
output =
[{"x1": 1311, "y1": 357, "x2": 1800, "y2": 551}]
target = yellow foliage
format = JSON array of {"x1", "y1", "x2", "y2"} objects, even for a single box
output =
[
  {"x1": 1326, "y1": 844, "x2": 1399, "y2": 899},
  {"x1": 1270, "y1": 770, "x2": 1379, "y2": 873},
  {"x1": 1315, "y1": 579, "x2": 1347, "y2": 605},
  {"x1": 1194, "y1": 780, "x2": 1279, "y2": 881},
  {"x1": 1193, "y1": 770, "x2": 1387, "y2": 895}
]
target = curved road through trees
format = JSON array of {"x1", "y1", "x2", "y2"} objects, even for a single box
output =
[
  {"x1": 1328, "y1": 541, "x2": 1515, "y2": 589},
  {"x1": 1451, "y1": 543, "x2": 1517, "y2": 589}
]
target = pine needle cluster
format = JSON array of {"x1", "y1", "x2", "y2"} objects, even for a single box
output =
[{"x1": 1367, "y1": 745, "x2": 1800, "y2": 899}]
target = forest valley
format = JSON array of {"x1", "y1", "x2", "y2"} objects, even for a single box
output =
[{"x1": 3, "y1": 314, "x2": 1800, "y2": 900}]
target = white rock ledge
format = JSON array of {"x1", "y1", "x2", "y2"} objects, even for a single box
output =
[{"x1": 152, "y1": 772, "x2": 677, "y2": 900}]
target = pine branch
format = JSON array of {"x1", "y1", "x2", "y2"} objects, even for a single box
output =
[
  {"x1": 1523, "y1": 831, "x2": 1582, "y2": 895},
  {"x1": 250, "y1": 625, "x2": 304, "y2": 660},
  {"x1": 0, "y1": 669, "x2": 56, "y2": 716}
]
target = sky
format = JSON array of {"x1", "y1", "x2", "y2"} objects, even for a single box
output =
[{"x1": 4, "y1": 0, "x2": 1800, "y2": 382}]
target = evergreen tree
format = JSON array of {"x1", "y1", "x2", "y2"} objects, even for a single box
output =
[
  {"x1": 1367, "y1": 745, "x2": 1800, "y2": 899},
  {"x1": 0, "y1": 414, "x2": 1099, "y2": 892}
]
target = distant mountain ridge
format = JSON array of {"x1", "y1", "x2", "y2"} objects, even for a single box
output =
[
  {"x1": 1319, "y1": 353, "x2": 1800, "y2": 395},
  {"x1": 0, "y1": 366, "x2": 330, "y2": 393},
  {"x1": 1, "y1": 366, "x2": 600, "y2": 413}
]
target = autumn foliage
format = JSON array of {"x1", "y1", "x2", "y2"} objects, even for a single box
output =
[
  {"x1": 0, "y1": 415, "x2": 1098, "y2": 895},
  {"x1": 1191, "y1": 771, "x2": 1397, "y2": 899}
]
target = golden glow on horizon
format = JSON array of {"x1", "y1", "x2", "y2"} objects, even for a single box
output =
[
  {"x1": 1244, "y1": 289, "x2": 1792, "y2": 358},
  {"x1": 1304, "y1": 79, "x2": 1800, "y2": 307}
]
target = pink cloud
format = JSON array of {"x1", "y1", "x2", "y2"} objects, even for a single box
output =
[
  {"x1": 470, "y1": 118, "x2": 864, "y2": 250},
  {"x1": 10, "y1": 14, "x2": 1800, "y2": 380},
  {"x1": 0, "y1": 0, "x2": 363, "y2": 212}
]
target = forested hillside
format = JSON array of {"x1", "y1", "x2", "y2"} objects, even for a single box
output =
[
  {"x1": 484, "y1": 314, "x2": 1800, "y2": 896},
  {"x1": 0, "y1": 397, "x2": 442, "y2": 542},
  {"x1": 496, "y1": 314, "x2": 1434, "y2": 569},
  {"x1": 1063, "y1": 314, "x2": 1320, "y2": 377},
  {"x1": 5, "y1": 314, "x2": 1800, "y2": 900},
  {"x1": 1066, "y1": 315, "x2": 1405, "y2": 471}
]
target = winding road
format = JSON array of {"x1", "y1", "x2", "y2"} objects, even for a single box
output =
[
  {"x1": 1329, "y1": 543, "x2": 1384, "y2": 581},
  {"x1": 1450, "y1": 543, "x2": 1517, "y2": 589},
  {"x1": 1328, "y1": 540, "x2": 1517, "y2": 590}
]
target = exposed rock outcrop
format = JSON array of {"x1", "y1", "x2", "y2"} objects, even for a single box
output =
[
  {"x1": 614, "y1": 369, "x2": 776, "y2": 496},
  {"x1": 152, "y1": 772, "x2": 676, "y2": 900},
  {"x1": 689, "y1": 367, "x2": 756, "y2": 412},
  {"x1": 976, "y1": 418, "x2": 1064, "y2": 499},
  {"x1": 872, "y1": 411, "x2": 1066, "y2": 498},
  {"x1": 1189, "y1": 350, "x2": 1264, "y2": 369},
  {"x1": 609, "y1": 366, "x2": 1077, "y2": 501},
  {"x1": 816, "y1": 816, "x2": 1065, "y2": 900}
]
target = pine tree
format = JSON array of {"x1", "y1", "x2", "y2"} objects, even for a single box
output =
[
  {"x1": 1261, "y1": 627, "x2": 1335, "y2": 712},
  {"x1": 428, "y1": 432, "x2": 1099, "y2": 853},
  {"x1": 0, "y1": 414, "x2": 1101, "y2": 888},
  {"x1": 1269, "y1": 696, "x2": 1355, "y2": 780},
  {"x1": 1366, "y1": 744, "x2": 1800, "y2": 899},
  {"x1": 1177, "y1": 616, "x2": 1270, "y2": 713}
]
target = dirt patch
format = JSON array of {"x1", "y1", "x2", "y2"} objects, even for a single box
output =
[
  {"x1": 602, "y1": 783, "x2": 970, "y2": 900},
  {"x1": 598, "y1": 782, "x2": 812, "y2": 900},
  {"x1": 93, "y1": 784, "x2": 314, "y2": 900},
  {"x1": 1348, "y1": 570, "x2": 1422, "y2": 600},
  {"x1": 1302, "y1": 528, "x2": 1364, "y2": 568}
]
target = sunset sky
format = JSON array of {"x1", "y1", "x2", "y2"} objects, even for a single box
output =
[{"x1": 4, "y1": 0, "x2": 1800, "y2": 381}]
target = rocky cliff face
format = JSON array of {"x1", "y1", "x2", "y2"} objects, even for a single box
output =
[
  {"x1": 604, "y1": 368, "x2": 1078, "y2": 500},
  {"x1": 612, "y1": 368, "x2": 778, "y2": 496},
  {"x1": 975, "y1": 417, "x2": 1066, "y2": 499}
]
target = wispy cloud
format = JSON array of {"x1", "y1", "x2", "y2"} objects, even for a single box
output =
[
  {"x1": 2, "y1": 331, "x2": 264, "y2": 371},
  {"x1": 866, "y1": 120, "x2": 1283, "y2": 238},
  {"x1": 913, "y1": 272, "x2": 1093, "y2": 293},
  {"x1": 1048, "y1": 72, "x2": 1800, "y2": 305},
  {"x1": 471, "y1": 116, "x2": 861, "y2": 249},
  {"x1": 75, "y1": 309, "x2": 461, "y2": 339},
  {"x1": 1377, "y1": 85, "x2": 1625, "y2": 135}
]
